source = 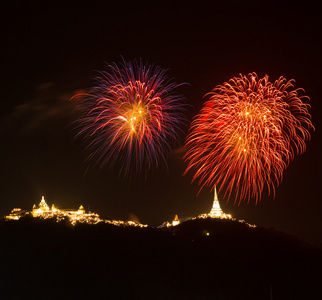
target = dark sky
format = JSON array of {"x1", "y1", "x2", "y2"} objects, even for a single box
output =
[{"x1": 1, "y1": 1, "x2": 321, "y2": 246}]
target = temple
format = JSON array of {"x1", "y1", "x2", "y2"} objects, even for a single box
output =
[
  {"x1": 5, "y1": 196, "x2": 100, "y2": 225},
  {"x1": 5, "y1": 196, "x2": 148, "y2": 227},
  {"x1": 208, "y1": 187, "x2": 229, "y2": 218},
  {"x1": 31, "y1": 196, "x2": 86, "y2": 218},
  {"x1": 209, "y1": 187, "x2": 232, "y2": 219},
  {"x1": 197, "y1": 187, "x2": 232, "y2": 220},
  {"x1": 172, "y1": 214, "x2": 180, "y2": 226},
  {"x1": 158, "y1": 214, "x2": 181, "y2": 228}
]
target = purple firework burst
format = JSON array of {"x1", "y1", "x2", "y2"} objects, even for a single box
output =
[{"x1": 73, "y1": 59, "x2": 187, "y2": 178}]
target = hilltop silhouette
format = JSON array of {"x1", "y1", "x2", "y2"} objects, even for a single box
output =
[{"x1": 0, "y1": 217, "x2": 321, "y2": 299}]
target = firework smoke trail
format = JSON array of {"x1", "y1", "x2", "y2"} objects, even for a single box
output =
[
  {"x1": 73, "y1": 59, "x2": 187, "y2": 178},
  {"x1": 184, "y1": 73, "x2": 314, "y2": 204}
]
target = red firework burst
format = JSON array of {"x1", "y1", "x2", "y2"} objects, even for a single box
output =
[{"x1": 184, "y1": 73, "x2": 314, "y2": 204}]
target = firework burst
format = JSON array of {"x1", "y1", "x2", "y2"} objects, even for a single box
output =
[
  {"x1": 184, "y1": 73, "x2": 314, "y2": 204},
  {"x1": 73, "y1": 59, "x2": 187, "y2": 178}
]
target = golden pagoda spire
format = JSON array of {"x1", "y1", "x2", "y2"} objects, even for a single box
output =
[{"x1": 172, "y1": 214, "x2": 180, "y2": 226}]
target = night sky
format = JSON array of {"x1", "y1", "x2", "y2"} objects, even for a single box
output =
[{"x1": 1, "y1": 2, "x2": 321, "y2": 247}]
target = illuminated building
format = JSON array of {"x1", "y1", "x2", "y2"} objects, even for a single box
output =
[
  {"x1": 196, "y1": 187, "x2": 232, "y2": 220},
  {"x1": 5, "y1": 196, "x2": 147, "y2": 227},
  {"x1": 194, "y1": 187, "x2": 256, "y2": 227},
  {"x1": 30, "y1": 196, "x2": 89, "y2": 221},
  {"x1": 5, "y1": 208, "x2": 28, "y2": 220},
  {"x1": 6, "y1": 196, "x2": 101, "y2": 225},
  {"x1": 158, "y1": 214, "x2": 180, "y2": 228},
  {"x1": 172, "y1": 214, "x2": 180, "y2": 226},
  {"x1": 31, "y1": 196, "x2": 50, "y2": 217},
  {"x1": 208, "y1": 187, "x2": 232, "y2": 219}
]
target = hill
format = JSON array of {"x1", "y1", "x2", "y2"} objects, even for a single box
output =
[{"x1": 0, "y1": 217, "x2": 321, "y2": 299}]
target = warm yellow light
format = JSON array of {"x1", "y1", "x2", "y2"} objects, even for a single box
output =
[
  {"x1": 5, "y1": 197, "x2": 148, "y2": 227},
  {"x1": 194, "y1": 188, "x2": 256, "y2": 228},
  {"x1": 172, "y1": 214, "x2": 180, "y2": 226}
]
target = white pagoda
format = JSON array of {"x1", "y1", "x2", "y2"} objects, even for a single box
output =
[
  {"x1": 209, "y1": 187, "x2": 224, "y2": 217},
  {"x1": 197, "y1": 187, "x2": 232, "y2": 220}
]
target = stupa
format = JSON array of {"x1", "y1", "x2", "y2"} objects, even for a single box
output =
[
  {"x1": 172, "y1": 214, "x2": 180, "y2": 226},
  {"x1": 209, "y1": 187, "x2": 224, "y2": 217},
  {"x1": 196, "y1": 186, "x2": 232, "y2": 220}
]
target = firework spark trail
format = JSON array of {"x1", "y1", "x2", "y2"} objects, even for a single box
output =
[
  {"x1": 73, "y1": 59, "x2": 187, "y2": 178},
  {"x1": 184, "y1": 73, "x2": 314, "y2": 204}
]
